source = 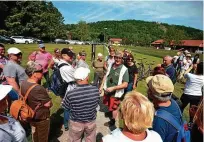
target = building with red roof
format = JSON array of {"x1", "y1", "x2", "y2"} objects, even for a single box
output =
[
  {"x1": 151, "y1": 39, "x2": 203, "y2": 52},
  {"x1": 109, "y1": 38, "x2": 122, "y2": 46}
]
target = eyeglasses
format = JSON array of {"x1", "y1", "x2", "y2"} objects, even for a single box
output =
[{"x1": 114, "y1": 56, "x2": 122, "y2": 59}]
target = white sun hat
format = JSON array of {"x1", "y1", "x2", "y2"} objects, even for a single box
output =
[
  {"x1": 0, "y1": 85, "x2": 12, "y2": 101},
  {"x1": 7, "y1": 47, "x2": 21, "y2": 54},
  {"x1": 98, "y1": 53, "x2": 103, "y2": 57},
  {"x1": 74, "y1": 67, "x2": 90, "y2": 80}
]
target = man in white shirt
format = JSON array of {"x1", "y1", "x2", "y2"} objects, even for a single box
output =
[{"x1": 58, "y1": 48, "x2": 76, "y2": 131}]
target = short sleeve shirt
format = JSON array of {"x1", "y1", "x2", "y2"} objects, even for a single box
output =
[
  {"x1": 184, "y1": 73, "x2": 204, "y2": 96},
  {"x1": 0, "y1": 56, "x2": 8, "y2": 83},
  {"x1": 93, "y1": 60, "x2": 104, "y2": 74},
  {"x1": 76, "y1": 59, "x2": 89, "y2": 68},
  {"x1": 106, "y1": 64, "x2": 129, "y2": 88},
  {"x1": 29, "y1": 51, "x2": 52, "y2": 73},
  {"x1": 0, "y1": 115, "x2": 26, "y2": 142},
  {"x1": 127, "y1": 64, "x2": 138, "y2": 83},
  {"x1": 153, "y1": 100, "x2": 182, "y2": 142},
  {"x1": 21, "y1": 81, "x2": 51, "y2": 120},
  {"x1": 3, "y1": 61, "x2": 27, "y2": 86}
]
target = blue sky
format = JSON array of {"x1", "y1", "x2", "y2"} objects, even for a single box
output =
[{"x1": 52, "y1": 1, "x2": 203, "y2": 30}]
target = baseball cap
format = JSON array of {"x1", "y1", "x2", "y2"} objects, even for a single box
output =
[
  {"x1": 38, "y1": 44, "x2": 45, "y2": 48},
  {"x1": 7, "y1": 47, "x2": 21, "y2": 54},
  {"x1": 61, "y1": 48, "x2": 74, "y2": 58},
  {"x1": 146, "y1": 74, "x2": 174, "y2": 102},
  {"x1": 25, "y1": 61, "x2": 43, "y2": 76},
  {"x1": 79, "y1": 51, "x2": 86, "y2": 56},
  {"x1": 74, "y1": 67, "x2": 90, "y2": 80},
  {"x1": 98, "y1": 53, "x2": 103, "y2": 57},
  {"x1": 0, "y1": 85, "x2": 12, "y2": 101}
]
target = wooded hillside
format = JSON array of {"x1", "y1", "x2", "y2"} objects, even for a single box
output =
[{"x1": 0, "y1": 1, "x2": 203, "y2": 45}]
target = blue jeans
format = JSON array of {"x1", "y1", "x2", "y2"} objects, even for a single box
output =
[
  {"x1": 8, "y1": 89, "x2": 19, "y2": 101},
  {"x1": 64, "y1": 109, "x2": 70, "y2": 128},
  {"x1": 125, "y1": 82, "x2": 133, "y2": 93}
]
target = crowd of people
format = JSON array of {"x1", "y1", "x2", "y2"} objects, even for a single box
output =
[{"x1": 0, "y1": 43, "x2": 203, "y2": 142}]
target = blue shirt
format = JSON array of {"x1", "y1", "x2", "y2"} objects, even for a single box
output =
[
  {"x1": 153, "y1": 100, "x2": 182, "y2": 142},
  {"x1": 165, "y1": 64, "x2": 176, "y2": 84}
]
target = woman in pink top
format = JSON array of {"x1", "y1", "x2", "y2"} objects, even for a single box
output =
[{"x1": 28, "y1": 44, "x2": 52, "y2": 89}]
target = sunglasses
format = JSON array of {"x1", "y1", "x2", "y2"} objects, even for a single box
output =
[
  {"x1": 14, "y1": 53, "x2": 22, "y2": 57},
  {"x1": 34, "y1": 70, "x2": 43, "y2": 73},
  {"x1": 127, "y1": 58, "x2": 133, "y2": 61}
]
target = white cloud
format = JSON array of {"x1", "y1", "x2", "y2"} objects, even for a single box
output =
[{"x1": 52, "y1": 1, "x2": 203, "y2": 29}]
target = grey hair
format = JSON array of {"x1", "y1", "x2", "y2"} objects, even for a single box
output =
[
  {"x1": 164, "y1": 55, "x2": 173, "y2": 61},
  {"x1": 152, "y1": 93, "x2": 172, "y2": 102}
]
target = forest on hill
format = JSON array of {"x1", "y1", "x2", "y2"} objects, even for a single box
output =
[{"x1": 0, "y1": 1, "x2": 203, "y2": 46}]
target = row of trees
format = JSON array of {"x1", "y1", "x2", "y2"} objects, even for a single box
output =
[
  {"x1": 0, "y1": 1, "x2": 203, "y2": 45},
  {"x1": 0, "y1": 1, "x2": 65, "y2": 41}
]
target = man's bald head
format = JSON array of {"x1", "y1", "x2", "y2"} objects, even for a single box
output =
[{"x1": 163, "y1": 55, "x2": 173, "y2": 66}]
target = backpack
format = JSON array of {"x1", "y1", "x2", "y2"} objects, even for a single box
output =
[
  {"x1": 10, "y1": 84, "x2": 40, "y2": 122},
  {"x1": 50, "y1": 63, "x2": 69, "y2": 97},
  {"x1": 155, "y1": 100, "x2": 191, "y2": 142}
]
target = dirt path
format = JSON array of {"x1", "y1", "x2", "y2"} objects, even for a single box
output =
[
  {"x1": 50, "y1": 98, "x2": 113, "y2": 142},
  {"x1": 56, "y1": 111, "x2": 111, "y2": 142}
]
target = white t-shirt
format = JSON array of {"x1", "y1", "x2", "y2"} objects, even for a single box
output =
[
  {"x1": 58, "y1": 60, "x2": 76, "y2": 92},
  {"x1": 58, "y1": 60, "x2": 75, "y2": 83},
  {"x1": 106, "y1": 56, "x2": 115, "y2": 68},
  {"x1": 102, "y1": 128, "x2": 162, "y2": 142},
  {"x1": 182, "y1": 59, "x2": 192, "y2": 70},
  {"x1": 53, "y1": 57, "x2": 63, "y2": 64},
  {"x1": 184, "y1": 73, "x2": 204, "y2": 96}
]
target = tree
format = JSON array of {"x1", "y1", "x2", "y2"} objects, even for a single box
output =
[
  {"x1": 74, "y1": 20, "x2": 90, "y2": 41},
  {"x1": 4, "y1": 1, "x2": 66, "y2": 40}
]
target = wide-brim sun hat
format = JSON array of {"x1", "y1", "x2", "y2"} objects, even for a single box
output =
[{"x1": 0, "y1": 85, "x2": 12, "y2": 101}]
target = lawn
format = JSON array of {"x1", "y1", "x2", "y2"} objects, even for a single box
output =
[
  {"x1": 125, "y1": 46, "x2": 203, "y2": 61},
  {"x1": 4, "y1": 43, "x2": 190, "y2": 140}
]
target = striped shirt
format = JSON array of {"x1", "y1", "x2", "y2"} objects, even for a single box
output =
[{"x1": 62, "y1": 84, "x2": 100, "y2": 122}]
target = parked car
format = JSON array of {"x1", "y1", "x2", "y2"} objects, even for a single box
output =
[
  {"x1": 54, "y1": 39, "x2": 66, "y2": 44},
  {"x1": 84, "y1": 41, "x2": 91, "y2": 45},
  {"x1": 10, "y1": 36, "x2": 34, "y2": 44},
  {"x1": 25, "y1": 37, "x2": 43, "y2": 44},
  {"x1": 65, "y1": 40, "x2": 76, "y2": 45},
  {"x1": 195, "y1": 49, "x2": 204, "y2": 54},
  {"x1": 0, "y1": 35, "x2": 15, "y2": 44},
  {"x1": 75, "y1": 40, "x2": 84, "y2": 45}
]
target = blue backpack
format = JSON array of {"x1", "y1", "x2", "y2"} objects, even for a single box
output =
[
  {"x1": 155, "y1": 100, "x2": 191, "y2": 142},
  {"x1": 50, "y1": 63, "x2": 68, "y2": 97}
]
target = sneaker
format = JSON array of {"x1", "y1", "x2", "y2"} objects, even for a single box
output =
[{"x1": 65, "y1": 127, "x2": 69, "y2": 131}]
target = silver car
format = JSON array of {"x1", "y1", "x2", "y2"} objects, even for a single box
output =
[{"x1": 54, "y1": 39, "x2": 66, "y2": 44}]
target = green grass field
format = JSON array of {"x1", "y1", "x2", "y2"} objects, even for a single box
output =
[
  {"x1": 4, "y1": 43, "x2": 191, "y2": 140},
  {"x1": 4, "y1": 43, "x2": 189, "y2": 116}
]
